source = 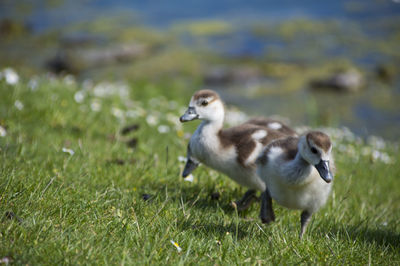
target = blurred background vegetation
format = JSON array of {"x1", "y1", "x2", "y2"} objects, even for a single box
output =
[{"x1": 1, "y1": 0, "x2": 399, "y2": 139}]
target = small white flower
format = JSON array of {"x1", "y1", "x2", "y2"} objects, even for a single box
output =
[
  {"x1": 368, "y1": 136, "x2": 386, "y2": 150},
  {"x1": 62, "y1": 147, "x2": 74, "y2": 155},
  {"x1": 184, "y1": 174, "x2": 194, "y2": 182},
  {"x1": 372, "y1": 150, "x2": 380, "y2": 161},
  {"x1": 371, "y1": 150, "x2": 393, "y2": 164},
  {"x1": 116, "y1": 82, "x2": 130, "y2": 98},
  {"x1": 63, "y1": 75, "x2": 75, "y2": 85},
  {"x1": 381, "y1": 154, "x2": 393, "y2": 164},
  {"x1": 157, "y1": 125, "x2": 170, "y2": 134},
  {"x1": 93, "y1": 81, "x2": 129, "y2": 98},
  {"x1": 3, "y1": 68, "x2": 19, "y2": 85},
  {"x1": 74, "y1": 91, "x2": 85, "y2": 103},
  {"x1": 90, "y1": 100, "x2": 101, "y2": 112},
  {"x1": 127, "y1": 106, "x2": 146, "y2": 118},
  {"x1": 178, "y1": 156, "x2": 187, "y2": 163},
  {"x1": 170, "y1": 240, "x2": 182, "y2": 252},
  {"x1": 93, "y1": 82, "x2": 112, "y2": 97},
  {"x1": 0, "y1": 126, "x2": 6, "y2": 137},
  {"x1": 112, "y1": 107, "x2": 124, "y2": 119},
  {"x1": 382, "y1": 221, "x2": 388, "y2": 226},
  {"x1": 146, "y1": 114, "x2": 159, "y2": 126},
  {"x1": 377, "y1": 151, "x2": 392, "y2": 164},
  {"x1": 14, "y1": 100, "x2": 24, "y2": 110}
]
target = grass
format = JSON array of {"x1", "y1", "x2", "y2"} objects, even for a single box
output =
[{"x1": 0, "y1": 74, "x2": 399, "y2": 265}]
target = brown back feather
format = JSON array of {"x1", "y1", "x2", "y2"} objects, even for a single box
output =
[
  {"x1": 245, "y1": 117, "x2": 297, "y2": 137},
  {"x1": 219, "y1": 124, "x2": 287, "y2": 167}
]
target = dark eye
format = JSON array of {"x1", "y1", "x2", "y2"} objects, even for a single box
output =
[
  {"x1": 311, "y1": 147, "x2": 318, "y2": 154},
  {"x1": 201, "y1": 100, "x2": 208, "y2": 106}
]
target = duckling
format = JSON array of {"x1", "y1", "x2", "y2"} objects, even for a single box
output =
[
  {"x1": 256, "y1": 131, "x2": 334, "y2": 238},
  {"x1": 179, "y1": 89, "x2": 296, "y2": 210}
]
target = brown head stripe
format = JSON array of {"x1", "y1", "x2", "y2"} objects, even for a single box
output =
[
  {"x1": 306, "y1": 131, "x2": 331, "y2": 152},
  {"x1": 193, "y1": 89, "x2": 220, "y2": 102}
]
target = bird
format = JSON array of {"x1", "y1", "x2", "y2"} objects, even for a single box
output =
[
  {"x1": 256, "y1": 131, "x2": 334, "y2": 238},
  {"x1": 179, "y1": 89, "x2": 297, "y2": 210}
]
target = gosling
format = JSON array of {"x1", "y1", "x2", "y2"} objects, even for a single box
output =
[
  {"x1": 180, "y1": 89, "x2": 296, "y2": 210},
  {"x1": 256, "y1": 131, "x2": 334, "y2": 238}
]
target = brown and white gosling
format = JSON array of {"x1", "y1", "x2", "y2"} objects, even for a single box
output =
[
  {"x1": 179, "y1": 89, "x2": 296, "y2": 210},
  {"x1": 256, "y1": 131, "x2": 334, "y2": 238}
]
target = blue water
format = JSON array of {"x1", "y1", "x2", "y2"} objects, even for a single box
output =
[{"x1": 1, "y1": 0, "x2": 400, "y2": 31}]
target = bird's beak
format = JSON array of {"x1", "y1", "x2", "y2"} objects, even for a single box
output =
[
  {"x1": 314, "y1": 160, "x2": 333, "y2": 183},
  {"x1": 180, "y1": 106, "x2": 199, "y2": 122},
  {"x1": 182, "y1": 158, "x2": 199, "y2": 177}
]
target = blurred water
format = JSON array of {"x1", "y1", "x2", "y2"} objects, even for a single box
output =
[
  {"x1": 1, "y1": 0, "x2": 400, "y2": 139},
  {"x1": 2, "y1": 0, "x2": 400, "y2": 31}
]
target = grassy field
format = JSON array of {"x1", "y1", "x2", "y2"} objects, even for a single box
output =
[{"x1": 1, "y1": 71, "x2": 399, "y2": 265}]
